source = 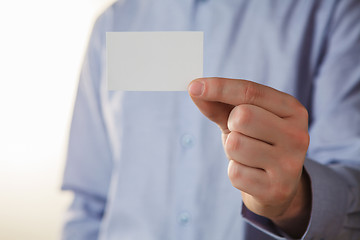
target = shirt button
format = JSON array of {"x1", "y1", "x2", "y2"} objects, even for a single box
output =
[
  {"x1": 180, "y1": 134, "x2": 195, "y2": 148},
  {"x1": 178, "y1": 211, "x2": 191, "y2": 225}
]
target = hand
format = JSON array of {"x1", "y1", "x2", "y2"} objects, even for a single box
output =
[{"x1": 188, "y1": 78, "x2": 311, "y2": 237}]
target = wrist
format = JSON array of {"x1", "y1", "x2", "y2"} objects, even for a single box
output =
[{"x1": 272, "y1": 168, "x2": 312, "y2": 238}]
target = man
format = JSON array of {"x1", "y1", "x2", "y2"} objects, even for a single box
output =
[{"x1": 62, "y1": 0, "x2": 360, "y2": 239}]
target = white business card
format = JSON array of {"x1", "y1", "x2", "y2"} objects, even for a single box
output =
[{"x1": 106, "y1": 32, "x2": 203, "y2": 91}]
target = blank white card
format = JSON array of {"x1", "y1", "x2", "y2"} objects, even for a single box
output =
[{"x1": 106, "y1": 32, "x2": 203, "y2": 91}]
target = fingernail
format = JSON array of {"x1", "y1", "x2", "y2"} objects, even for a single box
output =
[{"x1": 188, "y1": 81, "x2": 204, "y2": 96}]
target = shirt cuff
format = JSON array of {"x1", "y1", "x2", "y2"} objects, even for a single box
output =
[
  {"x1": 301, "y1": 158, "x2": 348, "y2": 239},
  {"x1": 242, "y1": 204, "x2": 287, "y2": 239}
]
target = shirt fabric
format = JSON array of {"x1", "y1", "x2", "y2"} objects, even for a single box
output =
[{"x1": 62, "y1": 0, "x2": 360, "y2": 239}]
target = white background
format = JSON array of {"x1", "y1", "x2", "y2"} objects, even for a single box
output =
[{"x1": 0, "y1": 0, "x2": 115, "y2": 239}]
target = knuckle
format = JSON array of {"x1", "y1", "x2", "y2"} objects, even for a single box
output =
[
  {"x1": 228, "y1": 105, "x2": 252, "y2": 131},
  {"x1": 243, "y1": 82, "x2": 262, "y2": 104},
  {"x1": 290, "y1": 100, "x2": 309, "y2": 120},
  {"x1": 299, "y1": 105, "x2": 309, "y2": 119},
  {"x1": 228, "y1": 161, "x2": 241, "y2": 183},
  {"x1": 295, "y1": 104, "x2": 308, "y2": 117},
  {"x1": 237, "y1": 105, "x2": 253, "y2": 126},
  {"x1": 296, "y1": 106, "x2": 309, "y2": 127},
  {"x1": 288, "y1": 97, "x2": 301, "y2": 110},
  {"x1": 225, "y1": 132, "x2": 242, "y2": 154},
  {"x1": 284, "y1": 127, "x2": 310, "y2": 151},
  {"x1": 295, "y1": 131, "x2": 310, "y2": 151}
]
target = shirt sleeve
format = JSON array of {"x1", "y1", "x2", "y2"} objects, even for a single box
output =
[
  {"x1": 243, "y1": 0, "x2": 360, "y2": 239},
  {"x1": 302, "y1": 0, "x2": 360, "y2": 238},
  {"x1": 61, "y1": 8, "x2": 115, "y2": 239}
]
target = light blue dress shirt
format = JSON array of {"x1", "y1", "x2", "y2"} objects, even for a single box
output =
[{"x1": 62, "y1": 0, "x2": 360, "y2": 239}]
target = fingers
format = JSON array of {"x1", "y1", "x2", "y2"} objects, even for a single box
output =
[
  {"x1": 228, "y1": 160, "x2": 268, "y2": 197},
  {"x1": 228, "y1": 104, "x2": 284, "y2": 144},
  {"x1": 188, "y1": 77, "x2": 310, "y2": 221},
  {"x1": 225, "y1": 131, "x2": 275, "y2": 170},
  {"x1": 188, "y1": 77, "x2": 301, "y2": 118}
]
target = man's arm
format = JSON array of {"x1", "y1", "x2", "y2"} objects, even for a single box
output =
[
  {"x1": 188, "y1": 1, "x2": 360, "y2": 238},
  {"x1": 61, "y1": 6, "x2": 115, "y2": 239}
]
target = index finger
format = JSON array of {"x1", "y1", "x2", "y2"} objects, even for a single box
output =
[{"x1": 188, "y1": 77, "x2": 300, "y2": 118}]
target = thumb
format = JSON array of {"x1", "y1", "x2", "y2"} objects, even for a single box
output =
[{"x1": 188, "y1": 79, "x2": 234, "y2": 133}]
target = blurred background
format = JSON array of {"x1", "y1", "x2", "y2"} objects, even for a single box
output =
[{"x1": 0, "y1": 0, "x2": 115, "y2": 239}]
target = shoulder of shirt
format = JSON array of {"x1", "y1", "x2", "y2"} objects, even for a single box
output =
[{"x1": 93, "y1": 0, "x2": 144, "y2": 33}]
